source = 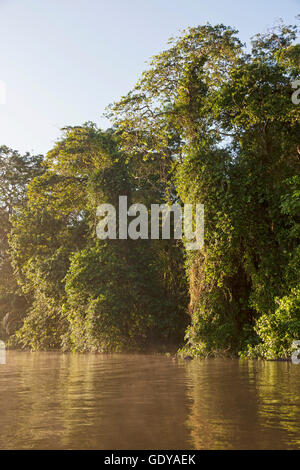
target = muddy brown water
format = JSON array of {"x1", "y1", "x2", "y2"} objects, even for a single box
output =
[{"x1": 0, "y1": 351, "x2": 300, "y2": 449}]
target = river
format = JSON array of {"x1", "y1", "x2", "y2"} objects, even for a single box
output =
[{"x1": 0, "y1": 352, "x2": 300, "y2": 449}]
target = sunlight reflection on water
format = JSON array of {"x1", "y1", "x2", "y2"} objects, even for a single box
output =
[{"x1": 0, "y1": 352, "x2": 300, "y2": 449}]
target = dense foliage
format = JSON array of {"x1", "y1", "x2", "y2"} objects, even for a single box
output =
[
  {"x1": 0, "y1": 147, "x2": 43, "y2": 340},
  {"x1": 8, "y1": 126, "x2": 187, "y2": 351},
  {"x1": 1, "y1": 21, "x2": 299, "y2": 358}
]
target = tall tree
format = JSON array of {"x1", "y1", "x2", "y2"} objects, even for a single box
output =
[
  {"x1": 109, "y1": 22, "x2": 300, "y2": 358},
  {"x1": 0, "y1": 146, "x2": 43, "y2": 339},
  {"x1": 10, "y1": 124, "x2": 187, "y2": 351}
]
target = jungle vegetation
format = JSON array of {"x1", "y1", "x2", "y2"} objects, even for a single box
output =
[{"x1": 0, "y1": 21, "x2": 299, "y2": 359}]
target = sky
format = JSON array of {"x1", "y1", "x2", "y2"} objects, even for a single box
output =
[{"x1": 0, "y1": 0, "x2": 299, "y2": 155}]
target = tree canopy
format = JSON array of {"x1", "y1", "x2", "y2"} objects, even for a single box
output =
[{"x1": 1, "y1": 21, "x2": 299, "y2": 358}]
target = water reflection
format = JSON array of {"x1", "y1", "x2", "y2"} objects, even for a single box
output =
[
  {"x1": 185, "y1": 359, "x2": 300, "y2": 449},
  {"x1": 0, "y1": 353, "x2": 300, "y2": 449}
]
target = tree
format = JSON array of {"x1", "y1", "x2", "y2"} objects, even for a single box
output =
[
  {"x1": 0, "y1": 146, "x2": 43, "y2": 339},
  {"x1": 10, "y1": 124, "x2": 187, "y2": 351},
  {"x1": 109, "y1": 21, "x2": 300, "y2": 357}
]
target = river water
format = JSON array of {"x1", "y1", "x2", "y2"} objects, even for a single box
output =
[{"x1": 0, "y1": 352, "x2": 300, "y2": 449}]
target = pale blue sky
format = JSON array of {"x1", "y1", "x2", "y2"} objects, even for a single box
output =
[{"x1": 0, "y1": 0, "x2": 299, "y2": 155}]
